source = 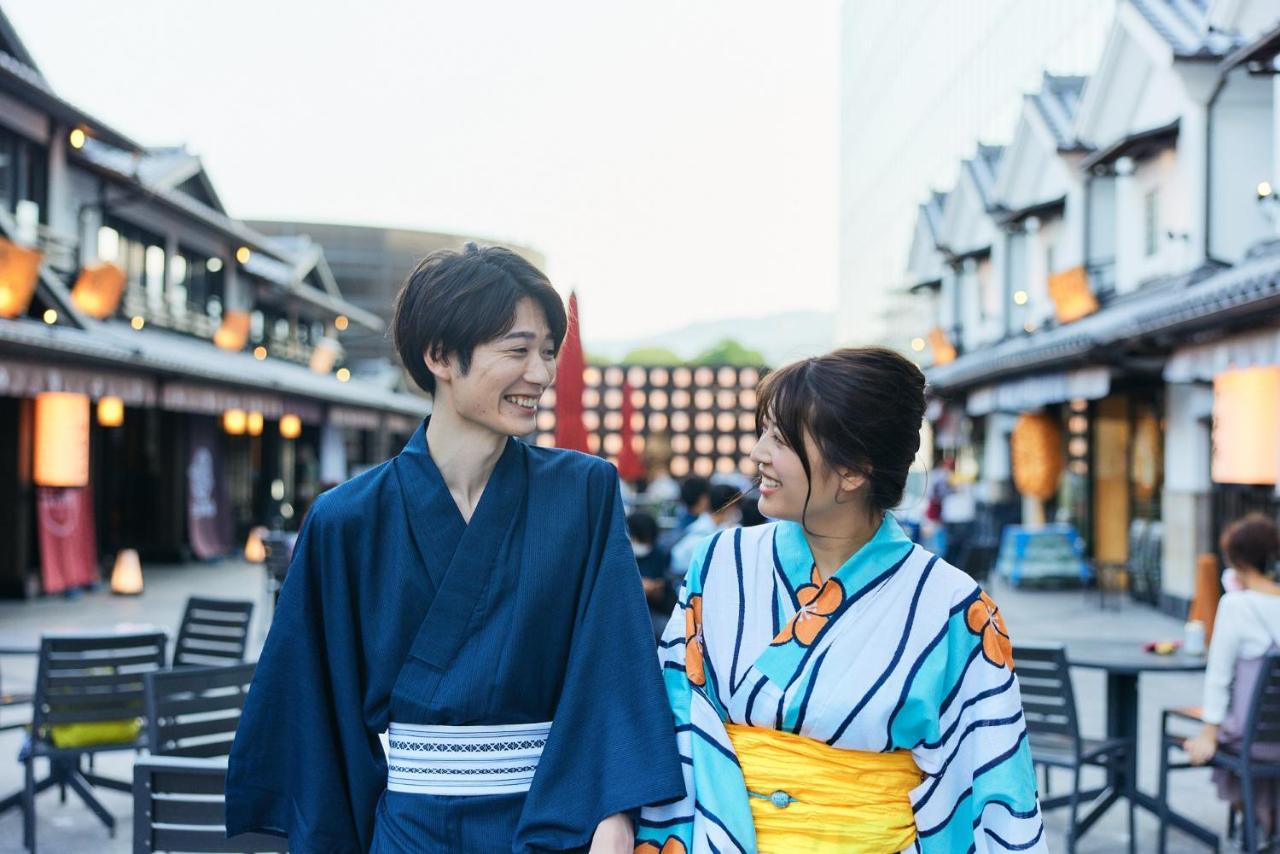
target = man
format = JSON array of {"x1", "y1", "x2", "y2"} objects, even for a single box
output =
[{"x1": 227, "y1": 244, "x2": 683, "y2": 852}]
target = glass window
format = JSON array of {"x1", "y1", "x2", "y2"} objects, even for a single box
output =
[
  {"x1": 145, "y1": 245, "x2": 166, "y2": 310},
  {"x1": 168, "y1": 254, "x2": 188, "y2": 315},
  {"x1": 1143, "y1": 190, "x2": 1159, "y2": 257}
]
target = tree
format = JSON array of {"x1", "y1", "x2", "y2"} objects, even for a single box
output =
[
  {"x1": 693, "y1": 338, "x2": 765, "y2": 366},
  {"x1": 622, "y1": 347, "x2": 683, "y2": 365}
]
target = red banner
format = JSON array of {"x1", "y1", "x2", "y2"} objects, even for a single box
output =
[{"x1": 36, "y1": 486, "x2": 100, "y2": 594}]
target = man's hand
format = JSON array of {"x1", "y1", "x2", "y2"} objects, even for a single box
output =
[{"x1": 589, "y1": 812, "x2": 634, "y2": 854}]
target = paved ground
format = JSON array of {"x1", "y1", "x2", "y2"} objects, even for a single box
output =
[{"x1": 0, "y1": 562, "x2": 1244, "y2": 852}]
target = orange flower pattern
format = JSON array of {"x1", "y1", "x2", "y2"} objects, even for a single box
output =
[
  {"x1": 967, "y1": 591, "x2": 1013, "y2": 669},
  {"x1": 684, "y1": 595, "x2": 705, "y2": 687},
  {"x1": 635, "y1": 837, "x2": 687, "y2": 854},
  {"x1": 771, "y1": 565, "x2": 845, "y2": 647}
]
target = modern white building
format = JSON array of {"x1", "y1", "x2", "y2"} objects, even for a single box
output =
[{"x1": 839, "y1": 0, "x2": 1117, "y2": 350}]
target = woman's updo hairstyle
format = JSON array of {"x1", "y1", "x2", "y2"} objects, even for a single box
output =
[{"x1": 755, "y1": 347, "x2": 927, "y2": 523}]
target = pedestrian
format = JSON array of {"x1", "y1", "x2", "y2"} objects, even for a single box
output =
[
  {"x1": 226, "y1": 244, "x2": 683, "y2": 852},
  {"x1": 1182, "y1": 513, "x2": 1280, "y2": 836},
  {"x1": 637, "y1": 347, "x2": 1044, "y2": 853},
  {"x1": 628, "y1": 510, "x2": 676, "y2": 639},
  {"x1": 669, "y1": 482, "x2": 741, "y2": 576}
]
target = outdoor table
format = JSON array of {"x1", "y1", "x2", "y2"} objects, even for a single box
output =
[{"x1": 1048, "y1": 638, "x2": 1212, "y2": 847}]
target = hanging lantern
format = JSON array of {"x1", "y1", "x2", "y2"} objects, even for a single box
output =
[
  {"x1": 244, "y1": 526, "x2": 268, "y2": 563},
  {"x1": 96, "y1": 396, "x2": 124, "y2": 428},
  {"x1": 0, "y1": 238, "x2": 43, "y2": 318},
  {"x1": 1213, "y1": 366, "x2": 1280, "y2": 485},
  {"x1": 279, "y1": 414, "x2": 302, "y2": 439},
  {"x1": 222, "y1": 408, "x2": 247, "y2": 435},
  {"x1": 247, "y1": 411, "x2": 264, "y2": 436},
  {"x1": 309, "y1": 336, "x2": 342, "y2": 374},
  {"x1": 71, "y1": 262, "x2": 126, "y2": 319},
  {"x1": 34, "y1": 392, "x2": 90, "y2": 487},
  {"x1": 213, "y1": 311, "x2": 251, "y2": 351},
  {"x1": 110, "y1": 549, "x2": 144, "y2": 595},
  {"x1": 1011, "y1": 412, "x2": 1065, "y2": 501}
]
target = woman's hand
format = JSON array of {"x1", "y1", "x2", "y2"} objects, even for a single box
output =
[
  {"x1": 588, "y1": 813, "x2": 634, "y2": 854},
  {"x1": 1184, "y1": 724, "x2": 1219, "y2": 765}
]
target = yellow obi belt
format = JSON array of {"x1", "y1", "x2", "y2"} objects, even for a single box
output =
[{"x1": 724, "y1": 723, "x2": 923, "y2": 854}]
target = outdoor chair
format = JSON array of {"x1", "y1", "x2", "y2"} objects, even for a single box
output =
[
  {"x1": 144, "y1": 662, "x2": 255, "y2": 758},
  {"x1": 132, "y1": 756, "x2": 287, "y2": 853},
  {"x1": 1018, "y1": 642, "x2": 1135, "y2": 854},
  {"x1": 1158, "y1": 652, "x2": 1280, "y2": 853},
  {"x1": 8, "y1": 631, "x2": 167, "y2": 851},
  {"x1": 172, "y1": 597, "x2": 254, "y2": 668}
]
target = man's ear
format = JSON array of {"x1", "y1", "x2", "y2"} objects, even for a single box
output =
[{"x1": 423, "y1": 348, "x2": 453, "y2": 384}]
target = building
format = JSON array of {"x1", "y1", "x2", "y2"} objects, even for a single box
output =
[
  {"x1": 839, "y1": 0, "x2": 1116, "y2": 350},
  {"x1": 909, "y1": 0, "x2": 1280, "y2": 614},
  {"x1": 0, "y1": 7, "x2": 430, "y2": 598},
  {"x1": 247, "y1": 221, "x2": 544, "y2": 377}
]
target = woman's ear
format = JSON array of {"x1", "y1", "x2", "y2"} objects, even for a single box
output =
[
  {"x1": 835, "y1": 466, "x2": 869, "y2": 494},
  {"x1": 423, "y1": 348, "x2": 453, "y2": 384}
]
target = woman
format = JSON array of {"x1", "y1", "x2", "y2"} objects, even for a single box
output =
[
  {"x1": 1183, "y1": 513, "x2": 1280, "y2": 836},
  {"x1": 227, "y1": 244, "x2": 683, "y2": 852},
  {"x1": 636, "y1": 348, "x2": 1044, "y2": 853}
]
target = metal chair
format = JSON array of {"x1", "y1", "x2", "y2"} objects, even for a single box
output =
[
  {"x1": 144, "y1": 662, "x2": 255, "y2": 758},
  {"x1": 132, "y1": 756, "x2": 286, "y2": 853},
  {"x1": 1159, "y1": 652, "x2": 1280, "y2": 853},
  {"x1": 1018, "y1": 642, "x2": 1135, "y2": 853},
  {"x1": 172, "y1": 597, "x2": 254, "y2": 668},
  {"x1": 8, "y1": 631, "x2": 167, "y2": 851}
]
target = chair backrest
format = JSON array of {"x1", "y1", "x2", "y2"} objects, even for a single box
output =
[
  {"x1": 32, "y1": 631, "x2": 167, "y2": 742},
  {"x1": 1012, "y1": 642, "x2": 1081, "y2": 747},
  {"x1": 173, "y1": 597, "x2": 254, "y2": 668},
  {"x1": 131, "y1": 756, "x2": 287, "y2": 853},
  {"x1": 145, "y1": 662, "x2": 255, "y2": 758},
  {"x1": 1241, "y1": 652, "x2": 1280, "y2": 755}
]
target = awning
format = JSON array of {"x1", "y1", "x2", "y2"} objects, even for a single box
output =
[
  {"x1": 1164, "y1": 325, "x2": 1280, "y2": 383},
  {"x1": 966, "y1": 367, "x2": 1111, "y2": 416},
  {"x1": 928, "y1": 248, "x2": 1280, "y2": 392},
  {"x1": 160, "y1": 382, "x2": 324, "y2": 423},
  {"x1": 0, "y1": 356, "x2": 156, "y2": 405}
]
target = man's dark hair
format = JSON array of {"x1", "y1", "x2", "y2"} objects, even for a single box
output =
[
  {"x1": 392, "y1": 243, "x2": 567, "y2": 394},
  {"x1": 626, "y1": 511, "x2": 659, "y2": 546},
  {"x1": 679, "y1": 476, "x2": 711, "y2": 511}
]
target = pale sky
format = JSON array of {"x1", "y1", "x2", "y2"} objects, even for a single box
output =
[{"x1": 7, "y1": 0, "x2": 841, "y2": 342}]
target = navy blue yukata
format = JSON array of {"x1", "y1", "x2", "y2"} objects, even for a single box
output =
[{"x1": 225, "y1": 420, "x2": 685, "y2": 852}]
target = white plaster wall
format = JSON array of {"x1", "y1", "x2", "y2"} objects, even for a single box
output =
[
  {"x1": 1162, "y1": 382, "x2": 1214, "y2": 601},
  {"x1": 1209, "y1": 72, "x2": 1274, "y2": 263}
]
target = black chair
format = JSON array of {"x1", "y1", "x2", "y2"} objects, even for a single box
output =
[
  {"x1": 1018, "y1": 642, "x2": 1135, "y2": 853},
  {"x1": 132, "y1": 756, "x2": 287, "y2": 853},
  {"x1": 144, "y1": 662, "x2": 255, "y2": 758},
  {"x1": 1159, "y1": 652, "x2": 1280, "y2": 853},
  {"x1": 172, "y1": 597, "x2": 254, "y2": 668},
  {"x1": 10, "y1": 631, "x2": 167, "y2": 851}
]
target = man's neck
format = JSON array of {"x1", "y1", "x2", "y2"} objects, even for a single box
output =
[{"x1": 425, "y1": 397, "x2": 508, "y2": 522}]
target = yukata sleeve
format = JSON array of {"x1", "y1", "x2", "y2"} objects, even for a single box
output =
[
  {"x1": 907, "y1": 587, "x2": 1047, "y2": 853},
  {"x1": 635, "y1": 537, "x2": 714, "y2": 854},
  {"x1": 225, "y1": 496, "x2": 386, "y2": 852},
  {"x1": 514, "y1": 463, "x2": 685, "y2": 853}
]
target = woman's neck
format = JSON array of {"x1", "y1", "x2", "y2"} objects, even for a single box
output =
[
  {"x1": 425, "y1": 398, "x2": 507, "y2": 522},
  {"x1": 1238, "y1": 565, "x2": 1280, "y2": 595},
  {"x1": 803, "y1": 509, "x2": 883, "y2": 583}
]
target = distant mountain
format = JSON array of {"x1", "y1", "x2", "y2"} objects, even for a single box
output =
[{"x1": 585, "y1": 310, "x2": 835, "y2": 367}]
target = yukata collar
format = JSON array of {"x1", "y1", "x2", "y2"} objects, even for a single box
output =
[{"x1": 774, "y1": 512, "x2": 913, "y2": 595}]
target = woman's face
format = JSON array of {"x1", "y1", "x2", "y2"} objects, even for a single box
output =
[
  {"x1": 750, "y1": 418, "x2": 849, "y2": 523},
  {"x1": 438, "y1": 297, "x2": 558, "y2": 437}
]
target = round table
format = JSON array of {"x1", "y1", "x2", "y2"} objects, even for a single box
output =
[{"x1": 1055, "y1": 639, "x2": 1211, "y2": 847}]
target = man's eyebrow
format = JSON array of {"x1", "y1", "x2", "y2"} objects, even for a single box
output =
[{"x1": 500, "y1": 331, "x2": 539, "y2": 341}]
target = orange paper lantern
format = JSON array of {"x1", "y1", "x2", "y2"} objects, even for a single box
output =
[
  {"x1": 0, "y1": 238, "x2": 42, "y2": 318},
  {"x1": 1011, "y1": 412, "x2": 1065, "y2": 501},
  {"x1": 71, "y1": 262, "x2": 126, "y2": 318},
  {"x1": 35, "y1": 392, "x2": 90, "y2": 487}
]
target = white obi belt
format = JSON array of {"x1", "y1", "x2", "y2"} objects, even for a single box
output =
[{"x1": 386, "y1": 721, "x2": 551, "y2": 796}]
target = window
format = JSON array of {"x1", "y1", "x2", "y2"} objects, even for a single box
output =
[
  {"x1": 1143, "y1": 190, "x2": 1160, "y2": 257},
  {"x1": 0, "y1": 125, "x2": 48, "y2": 221},
  {"x1": 99, "y1": 218, "x2": 165, "y2": 317}
]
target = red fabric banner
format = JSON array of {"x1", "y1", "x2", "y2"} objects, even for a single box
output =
[
  {"x1": 554, "y1": 291, "x2": 590, "y2": 453},
  {"x1": 36, "y1": 486, "x2": 99, "y2": 594}
]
